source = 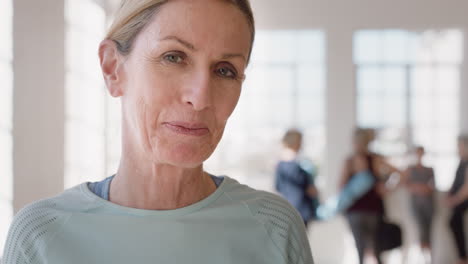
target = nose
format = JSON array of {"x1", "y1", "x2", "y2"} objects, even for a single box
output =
[{"x1": 182, "y1": 69, "x2": 213, "y2": 111}]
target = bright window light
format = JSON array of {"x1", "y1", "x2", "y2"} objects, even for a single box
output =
[{"x1": 64, "y1": 0, "x2": 106, "y2": 188}]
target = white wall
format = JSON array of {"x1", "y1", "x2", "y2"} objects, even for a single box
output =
[
  {"x1": 325, "y1": 28, "x2": 355, "y2": 196},
  {"x1": 13, "y1": 0, "x2": 65, "y2": 213},
  {"x1": 11, "y1": 0, "x2": 107, "y2": 213},
  {"x1": 251, "y1": 0, "x2": 468, "y2": 29}
]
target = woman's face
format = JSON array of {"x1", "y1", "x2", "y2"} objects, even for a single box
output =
[{"x1": 115, "y1": 0, "x2": 251, "y2": 168}]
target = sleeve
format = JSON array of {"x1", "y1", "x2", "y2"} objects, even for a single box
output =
[
  {"x1": 2, "y1": 244, "x2": 28, "y2": 264},
  {"x1": 251, "y1": 193, "x2": 314, "y2": 264},
  {"x1": 2, "y1": 199, "x2": 68, "y2": 264},
  {"x1": 2, "y1": 205, "x2": 37, "y2": 264}
]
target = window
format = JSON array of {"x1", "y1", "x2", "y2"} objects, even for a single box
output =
[
  {"x1": 65, "y1": 0, "x2": 107, "y2": 188},
  {"x1": 0, "y1": 0, "x2": 13, "y2": 255},
  {"x1": 204, "y1": 30, "x2": 326, "y2": 191},
  {"x1": 354, "y1": 29, "x2": 463, "y2": 190}
]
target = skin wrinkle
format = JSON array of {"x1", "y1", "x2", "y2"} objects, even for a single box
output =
[{"x1": 101, "y1": 0, "x2": 251, "y2": 210}]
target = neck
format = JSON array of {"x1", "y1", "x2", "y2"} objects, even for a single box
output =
[
  {"x1": 109, "y1": 148, "x2": 216, "y2": 211},
  {"x1": 281, "y1": 148, "x2": 298, "y2": 161},
  {"x1": 416, "y1": 160, "x2": 423, "y2": 167}
]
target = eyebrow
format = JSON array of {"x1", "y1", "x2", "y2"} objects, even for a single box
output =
[{"x1": 222, "y1": 53, "x2": 247, "y2": 63}]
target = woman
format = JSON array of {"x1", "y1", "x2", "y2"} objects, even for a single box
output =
[
  {"x1": 404, "y1": 146, "x2": 435, "y2": 262},
  {"x1": 2, "y1": 1, "x2": 313, "y2": 263},
  {"x1": 275, "y1": 129, "x2": 319, "y2": 226},
  {"x1": 339, "y1": 128, "x2": 399, "y2": 264},
  {"x1": 447, "y1": 134, "x2": 468, "y2": 264}
]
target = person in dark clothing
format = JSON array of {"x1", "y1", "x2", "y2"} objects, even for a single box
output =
[
  {"x1": 447, "y1": 134, "x2": 468, "y2": 264},
  {"x1": 339, "y1": 128, "x2": 400, "y2": 264},
  {"x1": 275, "y1": 129, "x2": 319, "y2": 226},
  {"x1": 404, "y1": 146, "x2": 435, "y2": 263}
]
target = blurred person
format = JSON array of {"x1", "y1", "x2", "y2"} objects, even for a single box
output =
[
  {"x1": 447, "y1": 134, "x2": 468, "y2": 264},
  {"x1": 316, "y1": 156, "x2": 375, "y2": 220},
  {"x1": 339, "y1": 128, "x2": 401, "y2": 264},
  {"x1": 275, "y1": 129, "x2": 320, "y2": 226},
  {"x1": 403, "y1": 146, "x2": 435, "y2": 263},
  {"x1": 2, "y1": 1, "x2": 314, "y2": 263}
]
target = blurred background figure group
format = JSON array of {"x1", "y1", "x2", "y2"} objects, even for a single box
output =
[{"x1": 275, "y1": 128, "x2": 468, "y2": 264}]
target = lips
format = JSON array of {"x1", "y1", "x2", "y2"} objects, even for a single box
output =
[{"x1": 162, "y1": 122, "x2": 210, "y2": 136}]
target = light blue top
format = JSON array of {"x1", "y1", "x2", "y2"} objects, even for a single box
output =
[{"x1": 3, "y1": 176, "x2": 313, "y2": 264}]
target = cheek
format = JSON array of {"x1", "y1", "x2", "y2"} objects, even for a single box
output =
[
  {"x1": 123, "y1": 71, "x2": 174, "y2": 143},
  {"x1": 127, "y1": 74, "x2": 179, "y2": 121},
  {"x1": 214, "y1": 86, "x2": 241, "y2": 122}
]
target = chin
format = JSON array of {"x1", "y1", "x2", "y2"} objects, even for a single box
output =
[{"x1": 157, "y1": 143, "x2": 214, "y2": 169}]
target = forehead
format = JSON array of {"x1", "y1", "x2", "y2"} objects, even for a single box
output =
[{"x1": 136, "y1": 0, "x2": 251, "y2": 53}]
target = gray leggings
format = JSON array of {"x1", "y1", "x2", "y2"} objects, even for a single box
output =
[
  {"x1": 346, "y1": 212, "x2": 383, "y2": 264},
  {"x1": 410, "y1": 196, "x2": 434, "y2": 245}
]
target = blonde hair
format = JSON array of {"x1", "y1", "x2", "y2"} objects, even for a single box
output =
[{"x1": 106, "y1": 0, "x2": 255, "y2": 61}]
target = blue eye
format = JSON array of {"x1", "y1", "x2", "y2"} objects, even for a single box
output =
[
  {"x1": 164, "y1": 53, "x2": 184, "y2": 63},
  {"x1": 216, "y1": 66, "x2": 237, "y2": 79}
]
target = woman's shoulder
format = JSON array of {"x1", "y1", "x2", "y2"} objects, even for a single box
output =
[
  {"x1": 276, "y1": 159, "x2": 301, "y2": 169},
  {"x1": 7, "y1": 194, "x2": 74, "y2": 236},
  {"x1": 10, "y1": 183, "x2": 91, "y2": 224},
  {"x1": 3, "y1": 183, "x2": 100, "y2": 259},
  {"x1": 275, "y1": 160, "x2": 305, "y2": 174},
  {"x1": 2, "y1": 187, "x2": 80, "y2": 263}
]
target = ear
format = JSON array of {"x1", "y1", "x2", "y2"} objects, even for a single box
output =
[{"x1": 99, "y1": 39, "x2": 124, "y2": 97}]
